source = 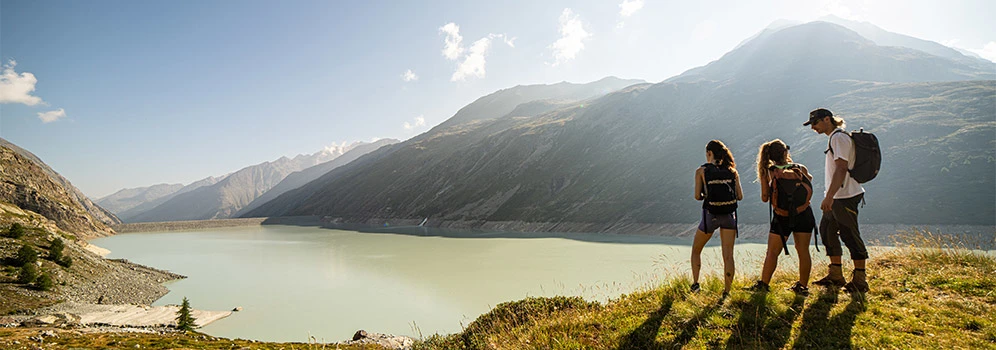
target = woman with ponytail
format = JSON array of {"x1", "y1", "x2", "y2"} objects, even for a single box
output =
[
  {"x1": 749, "y1": 139, "x2": 815, "y2": 295},
  {"x1": 691, "y1": 140, "x2": 743, "y2": 298}
]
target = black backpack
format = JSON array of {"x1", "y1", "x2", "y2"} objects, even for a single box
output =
[
  {"x1": 768, "y1": 163, "x2": 819, "y2": 255},
  {"x1": 701, "y1": 163, "x2": 738, "y2": 215},
  {"x1": 827, "y1": 128, "x2": 881, "y2": 183}
]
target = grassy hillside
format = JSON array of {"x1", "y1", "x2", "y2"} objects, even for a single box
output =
[{"x1": 414, "y1": 229, "x2": 996, "y2": 349}]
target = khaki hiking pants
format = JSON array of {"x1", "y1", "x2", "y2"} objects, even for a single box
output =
[{"x1": 818, "y1": 193, "x2": 868, "y2": 260}]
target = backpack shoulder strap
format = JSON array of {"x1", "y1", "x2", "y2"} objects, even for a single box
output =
[{"x1": 826, "y1": 129, "x2": 847, "y2": 155}]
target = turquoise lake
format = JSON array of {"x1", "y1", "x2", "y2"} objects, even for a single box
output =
[{"x1": 90, "y1": 225, "x2": 780, "y2": 342}]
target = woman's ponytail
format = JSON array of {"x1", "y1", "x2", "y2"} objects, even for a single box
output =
[{"x1": 706, "y1": 140, "x2": 736, "y2": 170}]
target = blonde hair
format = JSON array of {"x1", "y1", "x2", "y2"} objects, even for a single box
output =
[
  {"x1": 756, "y1": 139, "x2": 792, "y2": 181},
  {"x1": 831, "y1": 116, "x2": 846, "y2": 129}
]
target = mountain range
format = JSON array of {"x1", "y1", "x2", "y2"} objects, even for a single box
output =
[
  {"x1": 98, "y1": 140, "x2": 398, "y2": 222},
  {"x1": 243, "y1": 20, "x2": 995, "y2": 229}
]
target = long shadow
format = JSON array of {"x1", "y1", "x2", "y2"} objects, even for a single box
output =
[
  {"x1": 794, "y1": 289, "x2": 867, "y2": 349},
  {"x1": 665, "y1": 299, "x2": 721, "y2": 349},
  {"x1": 726, "y1": 291, "x2": 806, "y2": 349},
  {"x1": 618, "y1": 293, "x2": 677, "y2": 350}
]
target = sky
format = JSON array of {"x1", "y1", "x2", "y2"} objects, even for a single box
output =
[{"x1": 1, "y1": 0, "x2": 993, "y2": 198}]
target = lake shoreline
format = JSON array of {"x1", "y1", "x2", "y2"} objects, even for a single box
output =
[{"x1": 257, "y1": 216, "x2": 994, "y2": 247}]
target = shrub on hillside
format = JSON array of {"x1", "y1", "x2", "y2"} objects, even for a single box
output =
[
  {"x1": 59, "y1": 255, "x2": 73, "y2": 268},
  {"x1": 49, "y1": 238, "x2": 65, "y2": 261},
  {"x1": 18, "y1": 263, "x2": 38, "y2": 284},
  {"x1": 15, "y1": 245, "x2": 38, "y2": 266},
  {"x1": 5, "y1": 223, "x2": 25, "y2": 238},
  {"x1": 36, "y1": 273, "x2": 54, "y2": 291}
]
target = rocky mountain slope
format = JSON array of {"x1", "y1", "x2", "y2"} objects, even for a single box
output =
[
  {"x1": 1, "y1": 138, "x2": 121, "y2": 228},
  {"x1": 244, "y1": 21, "x2": 995, "y2": 228},
  {"x1": 0, "y1": 144, "x2": 114, "y2": 238}
]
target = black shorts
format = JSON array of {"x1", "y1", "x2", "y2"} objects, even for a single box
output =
[{"x1": 770, "y1": 206, "x2": 816, "y2": 237}]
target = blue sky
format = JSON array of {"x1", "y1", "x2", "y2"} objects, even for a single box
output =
[{"x1": 1, "y1": 0, "x2": 993, "y2": 198}]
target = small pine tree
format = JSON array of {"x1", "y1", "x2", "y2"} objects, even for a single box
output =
[
  {"x1": 36, "y1": 272, "x2": 54, "y2": 291},
  {"x1": 6, "y1": 223, "x2": 25, "y2": 238},
  {"x1": 15, "y1": 245, "x2": 38, "y2": 267},
  {"x1": 175, "y1": 297, "x2": 197, "y2": 331},
  {"x1": 49, "y1": 238, "x2": 65, "y2": 262},
  {"x1": 18, "y1": 263, "x2": 38, "y2": 284}
]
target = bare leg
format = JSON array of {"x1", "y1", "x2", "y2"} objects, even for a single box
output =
[
  {"x1": 760, "y1": 233, "x2": 782, "y2": 284},
  {"x1": 690, "y1": 230, "x2": 712, "y2": 284},
  {"x1": 793, "y1": 232, "x2": 812, "y2": 287},
  {"x1": 718, "y1": 228, "x2": 737, "y2": 293}
]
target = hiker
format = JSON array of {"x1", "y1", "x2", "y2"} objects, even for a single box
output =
[
  {"x1": 748, "y1": 139, "x2": 815, "y2": 295},
  {"x1": 804, "y1": 108, "x2": 869, "y2": 293},
  {"x1": 690, "y1": 140, "x2": 743, "y2": 297}
]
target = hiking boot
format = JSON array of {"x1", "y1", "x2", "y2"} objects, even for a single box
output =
[
  {"x1": 843, "y1": 269, "x2": 869, "y2": 293},
  {"x1": 813, "y1": 264, "x2": 846, "y2": 287},
  {"x1": 788, "y1": 281, "x2": 810, "y2": 296},
  {"x1": 690, "y1": 282, "x2": 701, "y2": 293},
  {"x1": 745, "y1": 280, "x2": 770, "y2": 292}
]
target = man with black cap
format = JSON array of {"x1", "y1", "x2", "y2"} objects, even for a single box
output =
[{"x1": 804, "y1": 108, "x2": 869, "y2": 293}]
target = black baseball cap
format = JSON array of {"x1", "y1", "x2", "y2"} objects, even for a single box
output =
[{"x1": 804, "y1": 108, "x2": 833, "y2": 126}]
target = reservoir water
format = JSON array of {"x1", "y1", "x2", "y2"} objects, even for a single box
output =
[{"x1": 90, "y1": 225, "x2": 776, "y2": 342}]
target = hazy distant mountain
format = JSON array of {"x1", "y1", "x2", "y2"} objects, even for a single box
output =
[
  {"x1": 671, "y1": 21, "x2": 995, "y2": 84},
  {"x1": 0, "y1": 138, "x2": 121, "y2": 228},
  {"x1": 110, "y1": 176, "x2": 222, "y2": 221},
  {"x1": 236, "y1": 138, "x2": 399, "y2": 216},
  {"x1": 436, "y1": 76, "x2": 646, "y2": 130},
  {"x1": 0, "y1": 140, "x2": 115, "y2": 238},
  {"x1": 244, "y1": 21, "x2": 994, "y2": 229},
  {"x1": 126, "y1": 142, "x2": 385, "y2": 222},
  {"x1": 96, "y1": 183, "x2": 184, "y2": 214},
  {"x1": 817, "y1": 15, "x2": 995, "y2": 68}
]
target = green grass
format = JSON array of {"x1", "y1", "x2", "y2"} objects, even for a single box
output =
[{"x1": 414, "y1": 229, "x2": 996, "y2": 349}]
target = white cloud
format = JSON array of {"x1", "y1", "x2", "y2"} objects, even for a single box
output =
[
  {"x1": 452, "y1": 37, "x2": 492, "y2": 81},
  {"x1": 0, "y1": 59, "x2": 44, "y2": 106},
  {"x1": 403, "y1": 115, "x2": 427, "y2": 131},
  {"x1": 490, "y1": 33, "x2": 516, "y2": 48},
  {"x1": 968, "y1": 41, "x2": 996, "y2": 63},
  {"x1": 37, "y1": 108, "x2": 66, "y2": 123},
  {"x1": 549, "y1": 8, "x2": 592, "y2": 67},
  {"x1": 619, "y1": 0, "x2": 644, "y2": 17},
  {"x1": 402, "y1": 69, "x2": 418, "y2": 82},
  {"x1": 692, "y1": 20, "x2": 717, "y2": 41},
  {"x1": 439, "y1": 25, "x2": 513, "y2": 82},
  {"x1": 440, "y1": 23, "x2": 464, "y2": 61}
]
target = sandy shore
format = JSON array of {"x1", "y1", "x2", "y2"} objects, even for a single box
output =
[{"x1": 25, "y1": 302, "x2": 232, "y2": 328}]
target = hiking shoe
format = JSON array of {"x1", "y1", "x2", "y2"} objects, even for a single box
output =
[
  {"x1": 843, "y1": 269, "x2": 869, "y2": 293},
  {"x1": 813, "y1": 264, "x2": 846, "y2": 287},
  {"x1": 745, "y1": 281, "x2": 770, "y2": 292},
  {"x1": 788, "y1": 282, "x2": 810, "y2": 296},
  {"x1": 690, "y1": 283, "x2": 701, "y2": 293}
]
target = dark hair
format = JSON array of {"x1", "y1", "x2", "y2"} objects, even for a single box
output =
[
  {"x1": 706, "y1": 140, "x2": 736, "y2": 170},
  {"x1": 756, "y1": 139, "x2": 792, "y2": 181}
]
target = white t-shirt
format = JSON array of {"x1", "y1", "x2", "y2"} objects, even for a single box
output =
[{"x1": 825, "y1": 128, "x2": 865, "y2": 199}]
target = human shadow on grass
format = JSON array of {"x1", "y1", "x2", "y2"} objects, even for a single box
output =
[
  {"x1": 618, "y1": 293, "x2": 678, "y2": 350},
  {"x1": 793, "y1": 289, "x2": 867, "y2": 349},
  {"x1": 663, "y1": 298, "x2": 722, "y2": 349},
  {"x1": 725, "y1": 290, "x2": 806, "y2": 349}
]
